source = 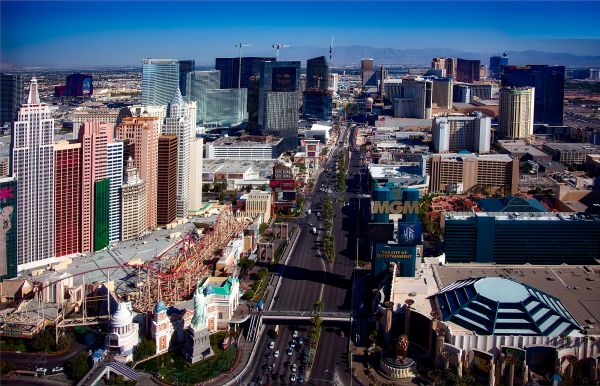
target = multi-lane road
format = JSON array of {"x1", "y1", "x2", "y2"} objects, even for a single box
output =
[{"x1": 246, "y1": 124, "x2": 369, "y2": 385}]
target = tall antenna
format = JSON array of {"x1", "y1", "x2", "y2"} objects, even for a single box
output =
[
  {"x1": 234, "y1": 43, "x2": 250, "y2": 89},
  {"x1": 272, "y1": 44, "x2": 290, "y2": 61}
]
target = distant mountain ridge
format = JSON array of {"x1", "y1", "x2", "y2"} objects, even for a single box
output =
[{"x1": 271, "y1": 45, "x2": 600, "y2": 67}]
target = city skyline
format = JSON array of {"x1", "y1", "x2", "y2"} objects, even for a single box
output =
[{"x1": 2, "y1": 1, "x2": 600, "y2": 67}]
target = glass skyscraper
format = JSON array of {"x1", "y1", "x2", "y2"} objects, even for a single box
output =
[
  {"x1": 215, "y1": 57, "x2": 275, "y2": 89},
  {"x1": 1, "y1": 73, "x2": 24, "y2": 127},
  {"x1": 489, "y1": 54, "x2": 508, "y2": 78},
  {"x1": 306, "y1": 56, "x2": 329, "y2": 90},
  {"x1": 501, "y1": 65, "x2": 565, "y2": 126},
  {"x1": 107, "y1": 141, "x2": 123, "y2": 242},
  {"x1": 186, "y1": 71, "x2": 247, "y2": 127},
  {"x1": 142, "y1": 58, "x2": 180, "y2": 106},
  {"x1": 178, "y1": 60, "x2": 195, "y2": 96},
  {"x1": 254, "y1": 61, "x2": 301, "y2": 151}
]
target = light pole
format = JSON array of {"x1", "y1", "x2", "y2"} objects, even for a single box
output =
[{"x1": 234, "y1": 43, "x2": 250, "y2": 89}]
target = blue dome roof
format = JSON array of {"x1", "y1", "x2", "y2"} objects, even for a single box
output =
[
  {"x1": 430, "y1": 277, "x2": 582, "y2": 336},
  {"x1": 154, "y1": 301, "x2": 168, "y2": 313},
  {"x1": 204, "y1": 285, "x2": 215, "y2": 295}
]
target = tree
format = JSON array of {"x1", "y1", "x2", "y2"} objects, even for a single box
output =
[
  {"x1": 70, "y1": 351, "x2": 90, "y2": 381},
  {"x1": 133, "y1": 337, "x2": 156, "y2": 361},
  {"x1": 0, "y1": 360, "x2": 16, "y2": 375},
  {"x1": 238, "y1": 258, "x2": 255, "y2": 278},
  {"x1": 257, "y1": 267, "x2": 269, "y2": 281},
  {"x1": 313, "y1": 300, "x2": 324, "y2": 314},
  {"x1": 259, "y1": 223, "x2": 268, "y2": 235}
]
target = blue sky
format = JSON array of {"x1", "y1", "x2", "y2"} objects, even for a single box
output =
[{"x1": 1, "y1": 1, "x2": 600, "y2": 67}]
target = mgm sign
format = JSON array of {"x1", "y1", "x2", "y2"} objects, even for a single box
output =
[{"x1": 371, "y1": 200, "x2": 420, "y2": 215}]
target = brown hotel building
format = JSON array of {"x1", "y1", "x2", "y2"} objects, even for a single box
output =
[
  {"x1": 157, "y1": 135, "x2": 178, "y2": 225},
  {"x1": 424, "y1": 153, "x2": 519, "y2": 195}
]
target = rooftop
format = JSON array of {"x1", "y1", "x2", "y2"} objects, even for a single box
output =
[
  {"x1": 477, "y1": 196, "x2": 548, "y2": 213},
  {"x1": 445, "y1": 211, "x2": 599, "y2": 222},
  {"x1": 434, "y1": 264, "x2": 600, "y2": 335},
  {"x1": 544, "y1": 142, "x2": 600, "y2": 152},
  {"x1": 430, "y1": 276, "x2": 581, "y2": 336},
  {"x1": 210, "y1": 135, "x2": 283, "y2": 147}
]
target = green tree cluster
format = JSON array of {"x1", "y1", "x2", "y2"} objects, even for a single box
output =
[
  {"x1": 70, "y1": 351, "x2": 90, "y2": 381},
  {"x1": 325, "y1": 234, "x2": 335, "y2": 263},
  {"x1": 133, "y1": 337, "x2": 156, "y2": 361}
]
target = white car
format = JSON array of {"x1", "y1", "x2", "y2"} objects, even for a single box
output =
[
  {"x1": 293, "y1": 330, "x2": 299, "y2": 338},
  {"x1": 36, "y1": 368, "x2": 47, "y2": 374},
  {"x1": 287, "y1": 347, "x2": 294, "y2": 356},
  {"x1": 52, "y1": 366, "x2": 64, "y2": 373},
  {"x1": 274, "y1": 350, "x2": 280, "y2": 358},
  {"x1": 290, "y1": 373, "x2": 298, "y2": 383},
  {"x1": 269, "y1": 341, "x2": 275, "y2": 349}
]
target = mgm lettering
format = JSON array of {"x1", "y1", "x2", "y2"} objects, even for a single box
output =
[{"x1": 371, "y1": 200, "x2": 420, "y2": 215}]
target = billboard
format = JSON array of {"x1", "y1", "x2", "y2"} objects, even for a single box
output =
[
  {"x1": 272, "y1": 67, "x2": 297, "y2": 92},
  {"x1": 501, "y1": 347, "x2": 526, "y2": 385},
  {"x1": 526, "y1": 346, "x2": 557, "y2": 382},
  {"x1": 472, "y1": 350, "x2": 494, "y2": 384},
  {"x1": 372, "y1": 244, "x2": 417, "y2": 278},
  {"x1": 398, "y1": 223, "x2": 422, "y2": 245},
  {"x1": 307, "y1": 152, "x2": 316, "y2": 157}
]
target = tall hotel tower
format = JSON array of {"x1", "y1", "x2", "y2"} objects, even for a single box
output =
[
  {"x1": 142, "y1": 59, "x2": 180, "y2": 106},
  {"x1": 11, "y1": 78, "x2": 55, "y2": 271},
  {"x1": 161, "y1": 89, "x2": 194, "y2": 218}
]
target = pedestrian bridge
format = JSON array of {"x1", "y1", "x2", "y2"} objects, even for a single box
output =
[{"x1": 260, "y1": 310, "x2": 352, "y2": 322}]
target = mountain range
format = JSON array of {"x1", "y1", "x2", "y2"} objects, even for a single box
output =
[{"x1": 270, "y1": 45, "x2": 600, "y2": 67}]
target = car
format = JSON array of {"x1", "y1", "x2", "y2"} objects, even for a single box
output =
[
  {"x1": 291, "y1": 363, "x2": 298, "y2": 372},
  {"x1": 36, "y1": 367, "x2": 47, "y2": 374},
  {"x1": 257, "y1": 376, "x2": 266, "y2": 385},
  {"x1": 269, "y1": 341, "x2": 275, "y2": 349},
  {"x1": 298, "y1": 374, "x2": 305, "y2": 383},
  {"x1": 266, "y1": 351, "x2": 273, "y2": 359},
  {"x1": 280, "y1": 374, "x2": 287, "y2": 382},
  {"x1": 290, "y1": 342, "x2": 296, "y2": 349},
  {"x1": 293, "y1": 330, "x2": 299, "y2": 338},
  {"x1": 298, "y1": 337, "x2": 303, "y2": 345},
  {"x1": 274, "y1": 296, "x2": 280, "y2": 301},
  {"x1": 302, "y1": 355, "x2": 308, "y2": 364},
  {"x1": 274, "y1": 350, "x2": 280, "y2": 358},
  {"x1": 52, "y1": 366, "x2": 64, "y2": 373},
  {"x1": 262, "y1": 363, "x2": 269, "y2": 371},
  {"x1": 287, "y1": 347, "x2": 294, "y2": 356},
  {"x1": 290, "y1": 373, "x2": 298, "y2": 383}
]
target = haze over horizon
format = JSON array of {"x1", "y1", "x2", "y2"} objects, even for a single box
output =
[{"x1": 2, "y1": 1, "x2": 600, "y2": 68}]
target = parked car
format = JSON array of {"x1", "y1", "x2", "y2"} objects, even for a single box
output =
[
  {"x1": 293, "y1": 330, "x2": 299, "y2": 338},
  {"x1": 269, "y1": 341, "x2": 275, "y2": 349},
  {"x1": 287, "y1": 347, "x2": 294, "y2": 356},
  {"x1": 290, "y1": 373, "x2": 298, "y2": 383},
  {"x1": 274, "y1": 350, "x2": 279, "y2": 358},
  {"x1": 36, "y1": 368, "x2": 47, "y2": 374},
  {"x1": 52, "y1": 366, "x2": 64, "y2": 373}
]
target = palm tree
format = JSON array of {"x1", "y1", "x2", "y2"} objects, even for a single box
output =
[{"x1": 313, "y1": 300, "x2": 325, "y2": 314}]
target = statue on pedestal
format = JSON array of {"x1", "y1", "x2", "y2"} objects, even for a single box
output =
[
  {"x1": 183, "y1": 281, "x2": 213, "y2": 364},
  {"x1": 191, "y1": 282, "x2": 207, "y2": 330},
  {"x1": 395, "y1": 334, "x2": 409, "y2": 365}
]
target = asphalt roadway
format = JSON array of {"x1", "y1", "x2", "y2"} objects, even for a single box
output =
[{"x1": 246, "y1": 125, "x2": 369, "y2": 385}]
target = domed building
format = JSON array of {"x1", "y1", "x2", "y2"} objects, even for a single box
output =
[{"x1": 106, "y1": 302, "x2": 139, "y2": 361}]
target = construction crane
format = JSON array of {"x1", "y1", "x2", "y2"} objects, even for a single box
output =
[
  {"x1": 330, "y1": 35, "x2": 334, "y2": 62},
  {"x1": 272, "y1": 44, "x2": 290, "y2": 61},
  {"x1": 234, "y1": 42, "x2": 250, "y2": 88}
]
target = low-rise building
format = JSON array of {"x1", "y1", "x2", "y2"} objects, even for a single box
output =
[
  {"x1": 543, "y1": 142, "x2": 600, "y2": 165},
  {"x1": 497, "y1": 140, "x2": 552, "y2": 162},
  {"x1": 205, "y1": 136, "x2": 284, "y2": 160}
]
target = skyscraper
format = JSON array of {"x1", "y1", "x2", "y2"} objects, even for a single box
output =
[
  {"x1": 121, "y1": 157, "x2": 147, "y2": 241},
  {"x1": 186, "y1": 70, "x2": 244, "y2": 126},
  {"x1": 432, "y1": 58, "x2": 456, "y2": 79},
  {"x1": 142, "y1": 58, "x2": 180, "y2": 106},
  {"x1": 499, "y1": 87, "x2": 535, "y2": 139},
  {"x1": 501, "y1": 65, "x2": 565, "y2": 126},
  {"x1": 255, "y1": 61, "x2": 301, "y2": 150},
  {"x1": 79, "y1": 121, "x2": 111, "y2": 253},
  {"x1": 188, "y1": 137, "x2": 204, "y2": 217},
  {"x1": 162, "y1": 89, "x2": 193, "y2": 218},
  {"x1": 432, "y1": 78, "x2": 453, "y2": 109},
  {"x1": 107, "y1": 141, "x2": 123, "y2": 242},
  {"x1": 178, "y1": 60, "x2": 195, "y2": 96},
  {"x1": 11, "y1": 78, "x2": 55, "y2": 271},
  {"x1": 361, "y1": 58, "x2": 375, "y2": 86},
  {"x1": 54, "y1": 141, "x2": 82, "y2": 257},
  {"x1": 1, "y1": 73, "x2": 24, "y2": 127},
  {"x1": 215, "y1": 57, "x2": 275, "y2": 89},
  {"x1": 432, "y1": 113, "x2": 491, "y2": 153},
  {"x1": 117, "y1": 116, "x2": 159, "y2": 230},
  {"x1": 456, "y1": 58, "x2": 481, "y2": 83},
  {"x1": 393, "y1": 78, "x2": 432, "y2": 119},
  {"x1": 157, "y1": 135, "x2": 178, "y2": 225},
  {"x1": 303, "y1": 56, "x2": 332, "y2": 120},
  {"x1": 306, "y1": 56, "x2": 330, "y2": 90},
  {"x1": 489, "y1": 54, "x2": 508, "y2": 78}
]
